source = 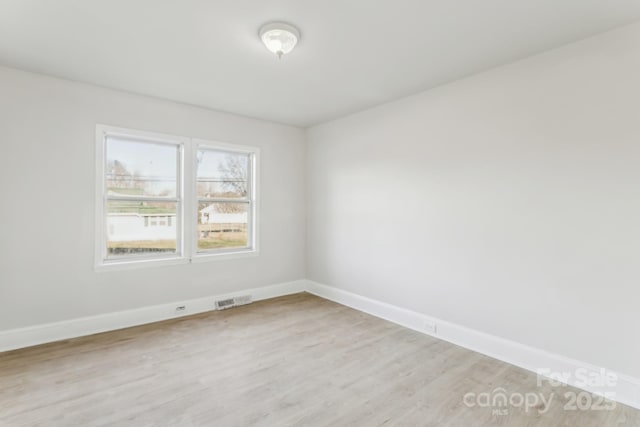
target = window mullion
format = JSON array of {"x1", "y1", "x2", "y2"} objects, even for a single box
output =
[{"x1": 182, "y1": 138, "x2": 194, "y2": 260}]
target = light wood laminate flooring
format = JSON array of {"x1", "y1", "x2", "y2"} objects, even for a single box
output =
[{"x1": 1, "y1": 293, "x2": 638, "y2": 426}]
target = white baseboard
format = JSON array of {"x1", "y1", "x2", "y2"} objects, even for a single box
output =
[
  {"x1": 305, "y1": 280, "x2": 640, "y2": 411},
  {"x1": 2, "y1": 278, "x2": 638, "y2": 411},
  {"x1": 0, "y1": 279, "x2": 306, "y2": 353}
]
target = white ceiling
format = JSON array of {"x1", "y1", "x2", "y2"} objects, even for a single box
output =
[{"x1": 1, "y1": 1, "x2": 640, "y2": 127}]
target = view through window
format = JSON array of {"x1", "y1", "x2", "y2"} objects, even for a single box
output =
[
  {"x1": 196, "y1": 148, "x2": 251, "y2": 251},
  {"x1": 96, "y1": 126, "x2": 257, "y2": 268},
  {"x1": 105, "y1": 136, "x2": 181, "y2": 257}
]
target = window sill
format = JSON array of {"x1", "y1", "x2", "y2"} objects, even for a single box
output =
[
  {"x1": 94, "y1": 249, "x2": 259, "y2": 272},
  {"x1": 95, "y1": 256, "x2": 189, "y2": 272},
  {"x1": 191, "y1": 248, "x2": 259, "y2": 263}
]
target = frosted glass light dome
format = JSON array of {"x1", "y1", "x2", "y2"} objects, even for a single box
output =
[{"x1": 259, "y1": 22, "x2": 300, "y2": 59}]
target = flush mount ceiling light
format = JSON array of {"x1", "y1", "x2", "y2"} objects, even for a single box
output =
[{"x1": 259, "y1": 22, "x2": 300, "y2": 59}]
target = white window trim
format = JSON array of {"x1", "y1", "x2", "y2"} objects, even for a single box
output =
[{"x1": 95, "y1": 125, "x2": 259, "y2": 271}]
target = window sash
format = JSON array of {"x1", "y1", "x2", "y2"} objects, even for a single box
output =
[
  {"x1": 104, "y1": 199, "x2": 181, "y2": 261},
  {"x1": 194, "y1": 143, "x2": 256, "y2": 256},
  {"x1": 196, "y1": 148, "x2": 252, "y2": 200},
  {"x1": 99, "y1": 129, "x2": 185, "y2": 265},
  {"x1": 196, "y1": 200, "x2": 252, "y2": 254}
]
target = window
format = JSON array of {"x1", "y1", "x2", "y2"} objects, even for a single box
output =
[
  {"x1": 195, "y1": 144, "x2": 253, "y2": 253},
  {"x1": 95, "y1": 125, "x2": 258, "y2": 270}
]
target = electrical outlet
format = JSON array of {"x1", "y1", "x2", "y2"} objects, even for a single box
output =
[
  {"x1": 423, "y1": 319, "x2": 437, "y2": 335},
  {"x1": 175, "y1": 305, "x2": 186, "y2": 314}
]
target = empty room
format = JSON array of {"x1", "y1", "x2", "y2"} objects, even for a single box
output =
[{"x1": 1, "y1": 1, "x2": 639, "y2": 426}]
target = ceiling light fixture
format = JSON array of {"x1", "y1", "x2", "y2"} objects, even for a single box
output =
[{"x1": 259, "y1": 22, "x2": 300, "y2": 59}]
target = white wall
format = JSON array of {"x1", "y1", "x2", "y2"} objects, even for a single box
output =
[
  {"x1": 307, "y1": 22, "x2": 640, "y2": 379},
  {"x1": 0, "y1": 66, "x2": 306, "y2": 330}
]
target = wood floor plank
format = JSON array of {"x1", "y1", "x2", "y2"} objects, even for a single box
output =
[{"x1": 0, "y1": 293, "x2": 637, "y2": 426}]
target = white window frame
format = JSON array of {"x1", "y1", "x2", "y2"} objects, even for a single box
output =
[
  {"x1": 95, "y1": 125, "x2": 259, "y2": 271},
  {"x1": 191, "y1": 139, "x2": 260, "y2": 263}
]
